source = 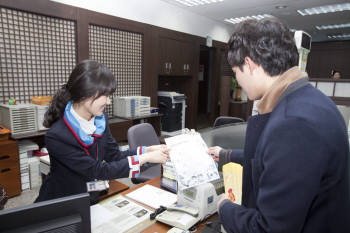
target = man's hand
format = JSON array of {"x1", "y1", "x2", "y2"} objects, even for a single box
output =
[
  {"x1": 217, "y1": 193, "x2": 229, "y2": 210},
  {"x1": 208, "y1": 146, "x2": 222, "y2": 162}
]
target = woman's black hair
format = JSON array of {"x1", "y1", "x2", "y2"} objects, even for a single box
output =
[
  {"x1": 227, "y1": 17, "x2": 299, "y2": 76},
  {"x1": 330, "y1": 69, "x2": 341, "y2": 78},
  {"x1": 44, "y1": 60, "x2": 116, "y2": 127}
]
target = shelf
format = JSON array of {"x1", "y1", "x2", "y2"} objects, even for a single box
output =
[
  {"x1": 112, "y1": 113, "x2": 161, "y2": 121},
  {"x1": 11, "y1": 130, "x2": 47, "y2": 140}
]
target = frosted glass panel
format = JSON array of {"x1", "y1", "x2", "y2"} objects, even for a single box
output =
[
  {"x1": 334, "y1": 83, "x2": 350, "y2": 97},
  {"x1": 89, "y1": 25, "x2": 143, "y2": 117},
  {"x1": 337, "y1": 105, "x2": 350, "y2": 128},
  {"x1": 317, "y1": 82, "x2": 334, "y2": 96},
  {"x1": 0, "y1": 7, "x2": 76, "y2": 104}
]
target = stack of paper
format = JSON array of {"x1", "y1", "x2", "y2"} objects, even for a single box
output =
[
  {"x1": 18, "y1": 140, "x2": 39, "y2": 190},
  {"x1": 125, "y1": 184, "x2": 177, "y2": 209}
]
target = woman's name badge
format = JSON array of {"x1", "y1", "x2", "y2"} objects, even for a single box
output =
[{"x1": 86, "y1": 180, "x2": 109, "y2": 192}]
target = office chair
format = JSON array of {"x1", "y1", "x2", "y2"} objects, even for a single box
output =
[
  {"x1": 127, "y1": 123, "x2": 161, "y2": 184},
  {"x1": 202, "y1": 122, "x2": 247, "y2": 150},
  {"x1": 213, "y1": 116, "x2": 244, "y2": 128},
  {"x1": 201, "y1": 122, "x2": 247, "y2": 171}
]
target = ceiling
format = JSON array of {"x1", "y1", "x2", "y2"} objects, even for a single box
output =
[{"x1": 161, "y1": 0, "x2": 350, "y2": 42}]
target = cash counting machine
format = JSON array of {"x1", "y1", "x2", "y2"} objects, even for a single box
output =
[{"x1": 155, "y1": 177, "x2": 224, "y2": 230}]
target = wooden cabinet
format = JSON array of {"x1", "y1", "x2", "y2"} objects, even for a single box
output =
[
  {"x1": 159, "y1": 37, "x2": 194, "y2": 76},
  {"x1": 109, "y1": 114, "x2": 162, "y2": 142},
  {"x1": 229, "y1": 101, "x2": 248, "y2": 121},
  {"x1": 0, "y1": 140, "x2": 21, "y2": 197}
]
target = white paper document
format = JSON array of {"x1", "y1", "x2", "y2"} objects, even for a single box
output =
[
  {"x1": 91, "y1": 195, "x2": 153, "y2": 233},
  {"x1": 126, "y1": 184, "x2": 177, "y2": 209},
  {"x1": 165, "y1": 130, "x2": 220, "y2": 190}
]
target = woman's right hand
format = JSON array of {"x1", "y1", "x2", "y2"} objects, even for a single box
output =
[
  {"x1": 139, "y1": 149, "x2": 169, "y2": 165},
  {"x1": 208, "y1": 146, "x2": 222, "y2": 162}
]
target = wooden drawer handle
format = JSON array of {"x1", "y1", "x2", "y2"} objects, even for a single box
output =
[
  {"x1": 0, "y1": 155, "x2": 10, "y2": 160},
  {"x1": 1, "y1": 168, "x2": 10, "y2": 173}
]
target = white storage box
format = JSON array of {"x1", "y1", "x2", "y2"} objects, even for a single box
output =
[
  {"x1": 113, "y1": 96, "x2": 150, "y2": 118},
  {"x1": 35, "y1": 105, "x2": 49, "y2": 131}
]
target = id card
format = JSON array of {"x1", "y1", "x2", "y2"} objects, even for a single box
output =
[{"x1": 86, "y1": 180, "x2": 109, "y2": 192}]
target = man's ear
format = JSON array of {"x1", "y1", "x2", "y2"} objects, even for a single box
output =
[{"x1": 245, "y1": 57, "x2": 258, "y2": 75}]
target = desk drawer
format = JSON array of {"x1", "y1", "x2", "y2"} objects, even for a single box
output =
[
  {"x1": 0, "y1": 154, "x2": 19, "y2": 170},
  {"x1": 0, "y1": 164, "x2": 21, "y2": 197},
  {"x1": 0, "y1": 142, "x2": 19, "y2": 169},
  {"x1": 0, "y1": 140, "x2": 18, "y2": 157}
]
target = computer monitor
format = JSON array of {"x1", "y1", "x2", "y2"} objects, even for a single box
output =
[{"x1": 0, "y1": 192, "x2": 91, "y2": 233}]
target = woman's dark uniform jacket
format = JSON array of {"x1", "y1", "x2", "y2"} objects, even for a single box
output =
[
  {"x1": 218, "y1": 77, "x2": 350, "y2": 233},
  {"x1": 35, "y1": 116, "x2": 136, "y2": 204}
]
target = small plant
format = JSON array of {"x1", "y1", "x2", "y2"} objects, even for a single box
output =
[
  {"x1": 231, "y1": 77, "x2": 242, "y2": 101},
  {"x1": 231, "y1": 77, "x2": 239, "y2": 90}
]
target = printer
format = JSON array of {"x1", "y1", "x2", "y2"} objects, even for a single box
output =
[{"x1": 157, "y1": 91, "x2": 186, "y2": 136}]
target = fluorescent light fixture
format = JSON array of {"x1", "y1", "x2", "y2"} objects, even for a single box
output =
[
  {"x1": 275, "y1": 5, "x2": 287, "y2": 10},
  {"x1": 224, "y1": 14, "x2": 274, "y2": 25},
  {"x1": 316, "y1": 23, "x2": 350, "y2": 30},
  {"x1": 173, "y1": 0, "x2": 224, "y2": 7},
  {"x1": 297, "y1": 3, "x2": 350, "y2": 16},
  {"x1": 327, "y1": 34, "x2": 350, "y2": 39}
]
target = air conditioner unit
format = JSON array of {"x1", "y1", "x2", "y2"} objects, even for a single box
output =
[{"x1": 0, "y1": 103, "x2": 37, "y2": 136}]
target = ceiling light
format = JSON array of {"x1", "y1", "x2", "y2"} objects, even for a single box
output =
[
  {"x1": 327, "y1": 34, "x2": 350, "y2": 39},
  {"x1": 173, "y1": 0, "x2": 224, "y2": 7},
  {"x1": 275, "y1": 5, "x2": 287, "y2": 10},
  {"x1": 297, "y1": 3, "x2": 350, "y2": 16},
  {"x1": 224, "y1": 14, "x2": 274, "y2": 25},
  {"x1": 316, "y1": 23, "x2": 350, "y2": 30}
]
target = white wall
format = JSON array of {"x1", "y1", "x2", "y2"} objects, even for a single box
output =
[{"x1": 50, "y1": 0, "x2": 233, "y2": 43}]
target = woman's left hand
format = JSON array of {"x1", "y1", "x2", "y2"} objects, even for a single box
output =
[{"x1": 146, "y1": 144, "x2": 168, "y2": 153}]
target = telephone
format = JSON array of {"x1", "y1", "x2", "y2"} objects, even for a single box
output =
[{"x1": 155, "y1": 204, "x2": 201, "y2": 230}]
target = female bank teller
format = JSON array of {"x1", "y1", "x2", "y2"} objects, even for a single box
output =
[{"x1": 35, "y1": 60, "x2": 169, "y2": 204}]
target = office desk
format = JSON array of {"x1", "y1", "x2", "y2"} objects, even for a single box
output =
[
  {"x1": 39, "y1": 155, "x2": 129, "y2": 201},
  {"x1": 120, "y1": 176, "x2": 218, "y2": 233},
  {"x1": 99, "y1": 180, "x2": 129, "y2": 201}
]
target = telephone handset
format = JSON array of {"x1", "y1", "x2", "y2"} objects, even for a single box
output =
[
  {"x1": 155, "y1": 204, "x2": 200, "y2": 230},
  {"x1": 167, "y1": 204, "x2": 199, "y2": 217}
]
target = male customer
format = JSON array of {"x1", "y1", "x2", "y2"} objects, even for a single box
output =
[{"x1": 209, "y1": 18, "x2": 350, "y2": 233}]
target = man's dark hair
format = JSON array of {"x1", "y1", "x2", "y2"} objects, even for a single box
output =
[{"x1": 227, "y1": 18, "x2": 299, "y2": 76}]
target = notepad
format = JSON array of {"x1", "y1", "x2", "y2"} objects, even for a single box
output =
[{"x1": 126, "y1": 184, "x2": 177, "y2": 209}]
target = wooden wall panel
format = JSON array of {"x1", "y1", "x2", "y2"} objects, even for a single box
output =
[
  {"x1": 0, "y1": 0, "x2": 228, "y2": 130},
  {"x1": 219, "y1": 76, "x2": 231, "y2": 116},
  {"x1": 307, "y1": 41, "x2": 350, "y2": 79}
]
